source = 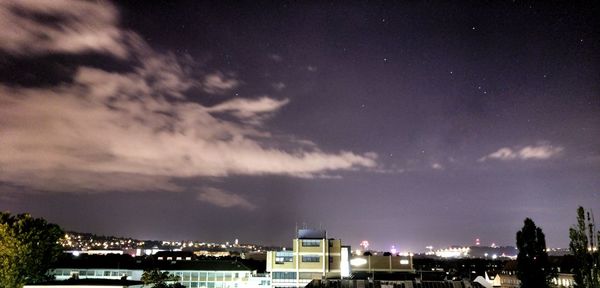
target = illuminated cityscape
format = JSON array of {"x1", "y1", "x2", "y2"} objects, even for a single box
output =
[{"x1": 1, "y1": 0, "x2": 599, "y2": 288}]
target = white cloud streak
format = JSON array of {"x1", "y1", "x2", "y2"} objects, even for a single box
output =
[
  {"x1": 479, "y1": 143, "x2": 564, "y2": 162},
  {"x1": 0, "y1": 0, "x2": 377, "y2": 194}
]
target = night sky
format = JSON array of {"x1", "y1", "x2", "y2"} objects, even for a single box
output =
[{"x1": 1, "y1": 0, "x2": 599, "y2": 252}]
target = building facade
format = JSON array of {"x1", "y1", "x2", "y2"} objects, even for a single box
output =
[
  {"x1": 266, "y1": 229, "x2": 414, "y2": 288},
  {"x1": 266, "y1": 229, "x2": 348, "y2": 288}
]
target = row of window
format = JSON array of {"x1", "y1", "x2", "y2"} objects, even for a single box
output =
[
  {"x1": 274, "y1": 255, "x2": 322, "y2": 264},
  {"x1": 52, "y1": 269, "x2": 249, "y2": 282},
  {"x1": 53, "y1": 269, "x2": 131, "y2": 277},
  {"x1": 301, "y1": 256, "x2": 320, "y2": 263},
  {"x1": 178, "y1": 281, "x2": 237, "y2": 288},
  {"x1": 272, "y1": 272, "x2": 296, "y2": 280},
  {"x1": 301, "y1": 240, "x2": 321, "y2": 247},
  {"x1": 172, "y1": 271, "x2": 250, "y2": 281},
  {"x1": 271, "y1": 272, "x2": 322, "y2": 281}
]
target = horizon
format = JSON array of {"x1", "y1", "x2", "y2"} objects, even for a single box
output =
[{"x1": 0, "y1": 1, "x2": 599, "y2": 253}]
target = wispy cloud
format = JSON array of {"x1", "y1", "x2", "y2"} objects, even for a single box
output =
[
  {"x1": 0, "y1": 0, "x2": 377, "y2": 194},
  {"x1": 479, "y1": 143, "x2": 564, "y2": 162},
  {"x1": 197, "y1": 188, "x2": 256, "y2": 210},
  {"x1": 0, "y1": 0, "x2": 128, "y2": 58},
  {"x1": 431, "y1": 163, "x2": 444, "y2": 170},
  {"x1": 202, "y1": 72, "x2": 240, "y2": 94},
  {"x1": 307, "y1": 65, "x2": 318, "y2": 72}
]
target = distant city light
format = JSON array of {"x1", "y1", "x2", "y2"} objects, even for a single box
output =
[{"x1": 360, "y1": 240, "x2": 369, "y2": 250}]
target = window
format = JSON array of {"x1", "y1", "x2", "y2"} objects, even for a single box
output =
[
  {"x1": 302, "y1": 240, "x2": 320, "y2": 247},
  {"x1": 302, "y1": 255, "x2": 320, "y2": 262},
  {"x1": 272, "y1": 272, "x2": 296, "y2": 279},
  {"x1": 275, "y1": 251, "x2": 293, "y2": 264},
  {"x1": 207, "y1": 272, "x2": 215, "y2": 281}
]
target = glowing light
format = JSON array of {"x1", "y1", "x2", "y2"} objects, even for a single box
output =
[
  {"x1": 360, "y1": 240, "x2": 369, "y2": 250},
  {"x1": 350, "y1": 258, "x2": 368, "y2": 266},
  {"x1": 400, "y1": 259, "x2": 409, "y2": 265},
  {"x1": 390, "y1": 245, "x2": 397, "y2": 254}
]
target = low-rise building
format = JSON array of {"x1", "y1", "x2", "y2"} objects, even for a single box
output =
[
  {"x1": 49, "y1": 255, "x2": 269, "y2": 288},
  {"x1": 266, "y1": 229, "x2": 414, "y2": 288}
]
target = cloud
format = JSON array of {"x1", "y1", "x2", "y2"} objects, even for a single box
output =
[
  {"x1": 431, "y1": 163, "x2": 444, "y2": 170},
  {"x1": 197, "y1": 188, "x2": 256, "y2": 210},
  {"x1": 206, "y1": 96, "x2": 290, "y2": 123},
  {"x1": 479, "y1": 143, "x2": 564, "y2": 162},
  {"x1": 307, "y1": 65, "x2": 318, "y2": 72},
  {"x1": 0, "y1": 0, "x2": 128, "y2": 58},
  {"x1": 0, "y1": 0, "x2": 377, "y2": 194},
  {"x1": 272, "y1": 82, "x2": 286, "y2": 91},
  {"x1": 202, "y1": 72, "x2": 240, "y2": 94}
]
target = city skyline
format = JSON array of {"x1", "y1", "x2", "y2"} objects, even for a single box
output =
[{"x1": 0, "y1": 1, "x2": 599, "y2": 251}]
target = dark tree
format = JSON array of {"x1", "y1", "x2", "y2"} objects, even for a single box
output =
[
  {"x1": 516, "y1": 218, "x2": 553, "y2": 288},
  {"x1": 0, "y1": 212, "x2": 64, "y2": 288},
  {"x1": 569, "y1": 206, "x2": 600, "y2": 288}
]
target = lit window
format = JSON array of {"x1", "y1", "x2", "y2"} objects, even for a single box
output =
[
  {"x1": 275, "y1": 251, "x2": 293, "y2": 264},
  {"x1": 302, "y1": 240, "x2": 321, "y2": 247}
]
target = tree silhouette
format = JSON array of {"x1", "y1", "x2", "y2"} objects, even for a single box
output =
[
  {"x1": 569, "y1": 206, "x2": 600, "y2": 288},
  {"x1": 0, "y1": 212, "x2": 63, "y2": 288},
  {"x1": 516, "y1": 218, "x2": 553, "y2": 288}
]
